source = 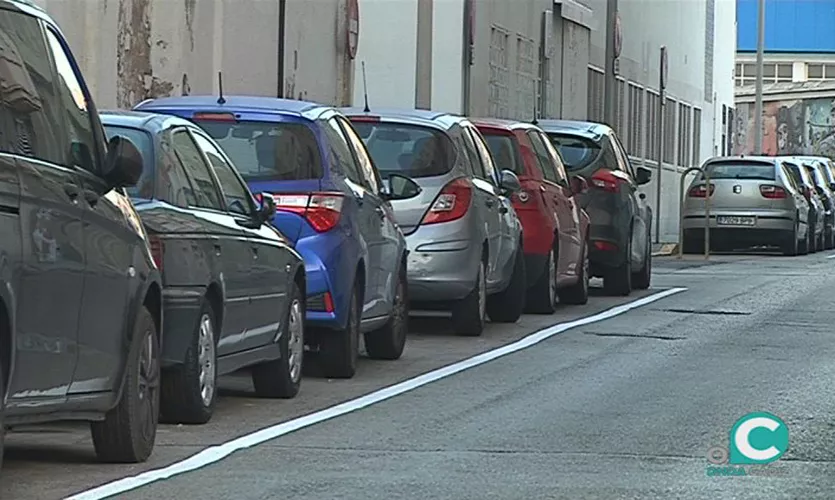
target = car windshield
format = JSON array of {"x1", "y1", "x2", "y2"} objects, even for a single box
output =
[
  {"x1": 193, "y1": 120, "x2": 323, "y2": 181},
  {"x1": 545, "y1": 133, "x2": 600, "y2": 171},
  {"x1": 350, "y1": 121, "x2": 454, "y2": 178},
  {"x1": 701, "y1": 161, "x2": 776, "y2": 180},
  {"x1": 481, "y1": 132, "x2": 523, "y2": 174},
  {"x1": 103, "y1": 125, "x2": 155, "y2": 199}
]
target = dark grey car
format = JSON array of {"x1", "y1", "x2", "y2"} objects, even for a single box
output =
[
  {"x1": 538, "y1": 120, "x2": 653, "y2": 296},
  {"x1": 101, "y1": 111, "x2": 307, "y2": 425},
  {"x1": 797, "y1": 156, "x2": 835, "y2": 249},
  {"x1": 0, "y1": 0, "x2": 163, "y2": 471}
]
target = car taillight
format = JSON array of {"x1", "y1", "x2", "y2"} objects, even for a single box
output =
[
  {"x1": 148, "y1": 236, "x2": 163, "y2": 271},
  {"x1": 421, "y1": 177, "x2": 473, "y2": 225},
  {"x1": 759, "y1": 185, "x2": 788, "y2": 199},
  {"x1": 348, "y1": 115, "x2": 380, "y2": 123},
  {"x1": 274, "y1": 192, "x2": 344, "y2": 233},
  {"x1": 590, "y1": 169, "x2": 622, "y2": 193},
  {"x1": 688, "y1": 184, "x2": 715, "y2": 198}
]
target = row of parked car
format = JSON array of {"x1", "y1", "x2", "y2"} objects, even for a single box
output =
[
  {"x1": 683, "y1": 154, "x2": 835, "y2": 255},
  {"x1": 0, "y1": 0, "x2": 656, "y2": 473}
]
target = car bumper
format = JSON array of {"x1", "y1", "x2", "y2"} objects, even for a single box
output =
[
  {"x1": 295, "y1": 233, "x2": 356, "y2": 331},
  {"x1": 524, "y1": 252, "x2": 548, "y2": 286},
  {"x1": 405, "y1": 221, "x2": 480, "y2": 304},
  {"x1": 160, "y1": 286, "x2": 203, "y2": 368},
  {"x1": 681, "y1": 209, "x2": 796, "y2": 232}
]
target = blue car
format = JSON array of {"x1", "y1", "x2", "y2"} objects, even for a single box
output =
[{"x1": 135, "y1": 96, "x2": 414, "y2": 379}]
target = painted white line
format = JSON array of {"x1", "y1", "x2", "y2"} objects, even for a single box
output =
[
  {"x1": 826, "y1": 253, "x2": 835, "y2": 259},
  {"x1": 66, "y1": 287, "x2": 687, "y2": 500}
]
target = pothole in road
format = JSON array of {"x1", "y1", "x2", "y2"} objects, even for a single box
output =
[
  {"x1": 584, "y1": 331, "x2": 683, "y2": 341},
  {"x1": 660, "y1": 308, "x2": 752, "y2": 316}
]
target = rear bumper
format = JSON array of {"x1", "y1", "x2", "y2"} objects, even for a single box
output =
[
  {"x1": 587, "y1": 222, "x2": 629, "y2": 270},
  {"x1": 524, "y1": 252, "x2": 548, "y2": 286},
  {"x1": 684, "y1": 228, "x2": 793, "y2": 247},
  {"x1": 404, "y1": 220, "x2": 480, "y2": 304},
  {"x1": 295, "y1": 232, "x2": 358, "y2": 331},
  {"x1": 681, "y1": 209, "x2": 796, "y2": 232}
]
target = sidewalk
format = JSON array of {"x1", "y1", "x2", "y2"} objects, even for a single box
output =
[{"x1": 652, "y1": 242, "x2": 679, "y2": 256}]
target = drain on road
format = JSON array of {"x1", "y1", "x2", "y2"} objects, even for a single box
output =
[
  {"x1": 661, "y1": 308, "x2": 752, "y2": 316},
  {"x1": 584, "y1": 331, "x2": 683, "y2": 341}
]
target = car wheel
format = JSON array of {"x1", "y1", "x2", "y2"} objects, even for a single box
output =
[
  {"x1": 252, "y1": 281, "x2": 304, "y2": 398},
  {"x1": 783, "y1": 223, "x2": 799, "y2": 256},
  {"x1": 487, "y1": 245, "x2": 527, "y2": 323},
  {"x1": 91, "y1": 306, "x2": 159, "y2": 463},
  {"x1": 452, "y1": 260, "x2": 486, "y2": 337},
  {"x1": 632, "y1": 235, "x2": 652, "y2": 290},
  {"x1": 160, "y1": 301, "x2": 217, "y2": 425},
  {"x1": 800, "y1": 224, "x2": 810, "y2": 254},
  {"x1": 558, "y1": 239, "x2": 589, "y2": 304},
  {"x1": 604, "y1": 234, "x2": 633, "y2": 296},
  {"x1": 525, "y1": 246, "x2": 557, "y2": 314},
  {"x1": 0, "y1": 353, "x2": 5, "y2": 474},
  {"x1": 818, "y1": 230, "x2": 825, "y2": 252},
  {"x1": 365, "y1": 264, "x2": 408, "y2": 360},
  {"x1": 319, "y1": 282, "x2": 360, "y2": 379}
]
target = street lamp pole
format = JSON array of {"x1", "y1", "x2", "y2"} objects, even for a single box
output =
[
  {"x1": 603, "y1": 0, "x2": 618, "y2": 127},
  {"x1": 753, "y1": 0, "x2": 766, "y2": 154}
]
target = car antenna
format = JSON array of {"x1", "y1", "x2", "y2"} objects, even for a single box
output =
[
  {"x1": 362, "y1": 61, "x2": 371, "y2": 113},
  {"x1": 531, "y1": 80, "x2": 538, "y2": 125},
  {"x1": 217, "y1": 72, "x2": 226, "y2": 105}
]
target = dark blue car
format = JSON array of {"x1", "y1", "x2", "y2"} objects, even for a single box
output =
[{"x1": 135, "y1": 96, "x2": 413, "y2": 379}]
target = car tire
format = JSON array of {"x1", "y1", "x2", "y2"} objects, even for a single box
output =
[
  {"x1": 603, "y1": 235, "x2": 632, "y2": 296},
  {"x1": 525, "y1": 246, "x2": 557, "y2": 314},
  {"x1": 91, "y1": 306, "x2": 159, "y2": 463},
  {"x1": 319, "y1": 282, "x2": 360, "y2": 379},
  {"x1": 365, "y1": 264, "x2": 408, "y2": 360},
  {"x1": 452, "y1": 260, "x2": 486, "y2": 337},
  {"x1": 632, "y1": 235, "x2": 652, "y2": 290},
  {"x1": 800, "y1": 224, "x2": 810, "y2": 255},
  {"x1": 558, "y1": 239, "x2": 589, "y2": 305},
  {"x1": 487, "y1": 246, "x2": 527, "y2": 323},
  {"x1": 160, "y1": 301, "x2": 217, "y2": 425},
  {"x1": 252, "y1": 282, "x2": 304, "y2": 398},
  {"x1": 817, "y1": 230, "x2": 825, "y2": 252},
  {"x1": 783, "y1": 223, "x2": 799, "y2": 256},
  {"x1": 0, "y1": 353, "x2": 5, "y2": 474}
]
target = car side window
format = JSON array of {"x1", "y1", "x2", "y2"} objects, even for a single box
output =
[
  {"x1": 449, "y1": 126, "x2": 476, "y2": 177},
  {"x1": 336, "y1": 117, "x2": 380, "y2": 194},
  {"x1": 539, "y1": 132, "x2": 570, "y2": 185},
  {"x1": 322, "y1": 118, "x2": 364, "y2": 186},
  {"x1": 526, "y1": 131, "x2": 558, "y2": 183},
  {"x1": 460, "y1": 127, "x2": 486, "y2": 179},
  {"x1": 608, "y1": 135, "x2": 634, "y2": 177},
  {"x1": 191, "y1": 132, "x2": 254, "y2": 217},
  {"x1": 467, "y1": 127, "x2": 498, "y2": 185},
  {"x1": 171, "y1": 130, "x2": 223, "y2": 211},
  {"x1": 157, "y1": 132, "x2": 197, "y2": 208}
]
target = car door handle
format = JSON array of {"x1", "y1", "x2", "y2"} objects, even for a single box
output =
[
  {"x1": 63, "y1": 183, "x2": 80, "y2": 201},
  {"x1": 539, "y1": 185, "x2": 547, "y2": 193},
  {"x1": 83, "y1": 189, "x2": 100, "y2": 207}
]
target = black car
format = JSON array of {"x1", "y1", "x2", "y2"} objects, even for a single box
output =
[
  {"x1": 537, "y1": 120, "x2": 653, "y2": 296},
  {"x1": 0, "y1": 1, "x2": 162, "y2": 469},
  {"x1": 101, "y1": 111, "x2": 307, "y2": 425}
]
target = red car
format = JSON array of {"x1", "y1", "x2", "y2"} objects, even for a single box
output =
[{"x1": 473, "y1": 119, "x2": 591, "y2": 313}]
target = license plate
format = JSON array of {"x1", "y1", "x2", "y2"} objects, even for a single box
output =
[{"x1": 716, "y1": 215, "x2": 756, "y2": 226}]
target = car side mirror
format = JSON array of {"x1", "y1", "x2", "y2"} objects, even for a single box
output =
[
  {"x1": 382, "y1": 173, "x2": 421, "y2": 200},
  {"x1": 635, "y1": 166, "x2": 652, "y2": 185},
  {"x1": 103, "y1": 135, "x2": 143, "y2": 188},
  {"x1": 499, "y1": 169, "x2": 522, "y2": 194},
  {"x1": 256, "y1": 192, "x2": 277, "y2": 222},
  {"x1": 569, "y1": 175, "x2": 589, "y2": 195}
]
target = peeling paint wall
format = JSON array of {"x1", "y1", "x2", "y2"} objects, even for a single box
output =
[{"x1": 35, "y1": 0, "x2": 343, "y2": 109}]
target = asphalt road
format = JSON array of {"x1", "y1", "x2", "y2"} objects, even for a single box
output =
[{"x1": 5, "y1": 250, "x2": 835, "y2": 499}]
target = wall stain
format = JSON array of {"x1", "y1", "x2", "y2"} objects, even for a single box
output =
[
  {"x1": 181, "y1": 73, "x2": 191, "y2": 96},
  {"x1": 116, "y1": 0, "x2": 174, "y2": 108},
  {"x1": 184, "y1": 0, "x2": 196, "y2": 51}
]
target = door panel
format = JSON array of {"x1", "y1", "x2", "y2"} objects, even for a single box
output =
[
  {"x1": 610, "y1": 134, "x2": 648, "y2": 264},
  {"x1": 12, "y1": 158, "x2": 85, "y2": 402}
]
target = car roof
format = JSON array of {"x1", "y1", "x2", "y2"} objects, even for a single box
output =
[
  {"x1": 469, "y1": 117, "x2": 540, "y2": 132},
  {"x1": 1, "y1": 0, "x2": 64, "y2": 34},
  {"x1": 704, "y1": 155, "x2": 781, "y2": 165},
  {"x1": 339, "y1": 106, "x2": 465, "y2": 130},
  {"x1": 535, "y1": 119, "x2": 611, "y2": 140},
  {"x1": 136, "y1": 95, "x2": 330, "y2": 118},
  {"x1": 100, "y1": 110, "x2": 197, "y2": 134}
]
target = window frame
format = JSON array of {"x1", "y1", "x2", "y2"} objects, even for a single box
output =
[
  {"x1": 170, "y1": 128, "x2": 225, "y2": 212},
  {"x1": 526, "y1": 130, "x2": 560, "y2": 184},
  {"x1": 321, "y1": 117, "x2": 364, "y2": 187},
  {"x1": 189, "y1": 129, "x2": 257, "y2": 218},
  {"x1": 335, "y1": 116, "x2": 381, "y2": 194},
  {"x1": 536, "y1": 130, "x2": 569, "y2": 185},
  {"x1": 465, "y1": 126, "x2": 499, "y2": 186}
]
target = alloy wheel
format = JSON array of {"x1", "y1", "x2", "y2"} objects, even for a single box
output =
[
  {"x1": 137, "y1": 330, "x2": 159, "y2": 444},
  {"x1": 548, "y1": 249, "x2": 557, "y2": 307},
  {"x1": 287, "y1": 299, "x2": 304, "y2": 383},
  {"x1": 197, "y1": 314, "x2": 216, "y2": 407}
]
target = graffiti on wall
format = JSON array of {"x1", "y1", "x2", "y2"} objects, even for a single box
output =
[{"x1": 735, "y1": 97, "x2": 835, "y2": 160}]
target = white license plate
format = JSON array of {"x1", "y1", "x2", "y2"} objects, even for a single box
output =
[{"x1": 716, "y1": 216, "x2": 756, "y2": 226}]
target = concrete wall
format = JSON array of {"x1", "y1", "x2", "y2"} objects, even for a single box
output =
[
  {"x1": 430, "y1": 0, "x2": 465, "y2": 114},
  {"x1": 36, "y1": 0, "x2": 345, "y2": 109}
]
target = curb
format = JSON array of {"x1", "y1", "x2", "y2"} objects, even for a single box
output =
[{"x1": 651, "y1": 243, "x2": 679, "y2": 257}]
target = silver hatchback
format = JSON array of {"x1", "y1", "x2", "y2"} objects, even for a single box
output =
[
  {"x1": 682, "y1": 156, "x2": 810, "y2": 255},
  {"x1": 342, "y1": 108, "x2": 526, "y2": 337}
]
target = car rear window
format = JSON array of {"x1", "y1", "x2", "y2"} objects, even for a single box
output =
[
  {"x1": 700, "y1": 161, "x2": 776, "y2": 180},
  {"x1": 194, "y1": 121, "x2": 323, "y2": 181},
  {"x1": 481, "y1": 133, "x2": 523, "y2": 174},
  {"x1": 103, "y1": 125, "x2": 155, "y2": 199},
  {"x1": 349, "y1": 121, "x2": 454, "y2": 178},
  {"x1": 545, "y1": 133, "x2": 600, "y2": 171}
]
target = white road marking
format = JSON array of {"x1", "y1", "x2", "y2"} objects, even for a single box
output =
[
  {"x1": 66, "y1": 287, "x2": 687, "y2": 500},
  {"x1": 826, "y1": 253, "x2": 835, "y2": 259}
]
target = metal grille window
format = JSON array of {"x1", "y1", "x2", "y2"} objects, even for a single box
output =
[
  {"x1": 615, "y1": 77, "x2": 627, "y2": 144},
  {"x1": 587, "y1": 66, "x2": 605, "y2": 123},
  {"x1": 646, "y1": 90, "x2": 659, "y2": 162},
  {"x1": 693, "y1": 107, "x2": 702, "y2": 166},
  {"x1": 663, "y1": 97, "x2": 676, "y2": 165},
  {"x1": 627, "y1": 83, "x2": 643, "y2": 158},
  {"x1": 677, "y1": 103, "x2": 692, "y2": 167},
  {"x1": 515, "y1": 34, "x2": 540, "y2": 121},
  {"x1": 489, "y1": 26, "x2": 510, "y2": 118}
]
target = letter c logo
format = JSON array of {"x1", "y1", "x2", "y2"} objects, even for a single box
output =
[{"x1": 729, "y1": 412, "x2": 789, "y2": 465}]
